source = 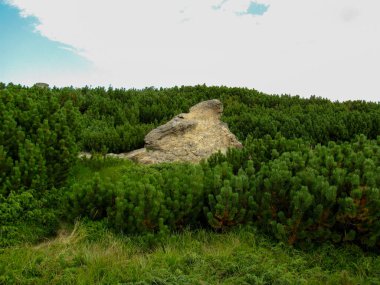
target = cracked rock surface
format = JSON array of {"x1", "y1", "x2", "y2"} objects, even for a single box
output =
[{"x1": 125, "y1": 99, "x2": 242, "y2": 164}]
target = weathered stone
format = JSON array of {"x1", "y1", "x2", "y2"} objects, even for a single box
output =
[
  {"x1": 145, "y1": 117, "x2": 198, "y2": 150},
  {"x1": 127, "y1": 99, "x2": 242, "y2": 164},
  {"x1": 34, "y1": 82, "x2": 49, "y2": 88}
]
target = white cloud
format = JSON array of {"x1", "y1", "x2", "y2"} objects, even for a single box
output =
[{"x1": 5, "y1": 0, "x2": 380, "y2": 101}]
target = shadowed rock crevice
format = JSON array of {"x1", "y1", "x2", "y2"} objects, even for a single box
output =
[{"x1": 126, "y1": 99, "x2": 242, "y2": 164}]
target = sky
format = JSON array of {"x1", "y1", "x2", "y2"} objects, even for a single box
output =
[{"x1": 0, "y1": 0, "x2": 379, "y2": 102}]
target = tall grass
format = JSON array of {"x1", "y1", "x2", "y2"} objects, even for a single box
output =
[{"x1": 1, "y1": 221, "x2": 379, "y2": 284}]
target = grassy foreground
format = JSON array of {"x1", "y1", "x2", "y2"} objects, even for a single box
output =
[{"x1": 1, "y1": 222, "x2": 379, "y2": 285}]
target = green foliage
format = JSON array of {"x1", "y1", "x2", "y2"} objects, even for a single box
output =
[
  {"x1": 203, "y1": 162, "x2": 257, "y2": 230},
  {"x1": 67, "y1": 173, "x2": 117, "y2": 221},
  {"x1": 1, "y1": 223, "x2": 379, "y2": 284},
  {"x1": 3, "y1": 84, "x2": 380, "y2": 155},
  {"x1": 0, "y1": 190, "x2": 60, "y2": 247},
  {"x1": 66, "y1": 162, "x2": 205, "y2": 235},
  {"x1": 66, "y1": 135, "x2": 380, "y2": 249},
  {"x1": 249, "y1": 135, "x2": 380, "y2": 248},
  {"x1": 2, "y1": 83, "x2": 380, "y2": 251},
  {"x1": 0, "y1": 84, "x2": 80, "y2": 196},
  {"x1": 19, "y1": 84, "x2": 379, "y2": 153},
  {"x1": 0, "y1": 84, "x2": 80, "y2": 246}
]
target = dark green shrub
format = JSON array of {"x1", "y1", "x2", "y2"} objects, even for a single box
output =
[
  {"x1": 0, "y1": 84, "x2": 80, "y2": 246},
  {"x1": 0, "y1": 190, "x2": 60, "y2": 246},
  {"x1": 203, "y1": 162, "x2": 257, "y2": 230},
  {"x1": 0, "y1": 85, "x2": 80, "y2": 196},
  {"x1": 67, "y1": 163, "x2": 205, "y2": 235},
  {"x1": 65, "y1": 135, "x2": 380, "y2": 248},
  {"x1": 252, "y1": 136, "x2": 380, "y2": 248}
]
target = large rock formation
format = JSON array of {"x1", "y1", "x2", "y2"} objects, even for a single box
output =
[
  {"x1": 34, "y1": 82, "x2": 49, "y2": 88},
  {"x1": 126, "y1": 99, "x2": 242, "y2": 164}
]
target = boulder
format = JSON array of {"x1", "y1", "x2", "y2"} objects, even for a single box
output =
[
  {"x1": 126, "y1": 99, "x2": 242, "y2": 164},
  {"x1": 34, "y1": 82, "x2": 49, "y2": 88}
]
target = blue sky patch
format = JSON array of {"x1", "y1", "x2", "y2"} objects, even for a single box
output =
[
  {"x1": 241, "y1": 2, "x2": 269, "y2": 16},
  {"x1": 0, "y1": 3, "x2": 90, "y2": 82}
]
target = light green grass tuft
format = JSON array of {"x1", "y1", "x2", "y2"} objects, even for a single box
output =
[
  {"x1": 1, "y1": 221, "x2": 379, "y2": 284},
  {"x1": 68, "y1": 157, "x2": 134, "y2": 185}
]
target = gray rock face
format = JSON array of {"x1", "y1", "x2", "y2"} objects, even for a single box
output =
[
  {"x1": 34, "y1": 83, "x2": 49, "y2": 88},
  {"x1": 126, "y1": 99, "x2": 242, "y2": 164},
  {"x1": 145, "y1": 117, "x2": 198, "y2": 150}
]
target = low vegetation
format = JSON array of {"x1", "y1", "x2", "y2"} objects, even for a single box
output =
[
  {"x1": 1, "y1": 83, "x2": 379, "y2": 283},
  {"x1": 1, "y1": 221, "x2": 379, "y2": 284}
]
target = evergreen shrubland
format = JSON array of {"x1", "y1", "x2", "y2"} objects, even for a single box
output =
[
  {"x1": 1, "y1": 83, "x2": 380, "y2": 249},
  {"x1": 66, "y1": 136, "x2": 380, "y2": 249},
  {"x1": 46, "y1": 84, "x2": 380, "y2": 152},
  {"x1": 0, "y1": 84, "x2": 79, "y2": 196},
  {"x1": 0, "y1": 84, "x2": 79, "y2": 245}
]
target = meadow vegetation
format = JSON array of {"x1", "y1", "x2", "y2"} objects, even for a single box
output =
[
  {"x1": 1, "y1": 221, "x2": 379, "y2": 284},
  {"x1": 0, "y1": 83, "x2": 379, "y2": 283}
]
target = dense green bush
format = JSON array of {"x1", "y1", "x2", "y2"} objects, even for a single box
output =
[
  {"x1": 32, "y1": 84, "x2": 380, "y2": 153},
  {"x1": 65, "y1": 135, "x2": 380, "y2": 249},
  {"x1": 2, "y1": 83, "x2": 380, "y2": 249},
  {"x1": 0, "y1": 84, "x2": 80, "y2": 246},
  {"x1": 0, "y1": 190, "x2": 59, "y2": 246},
  {"x1": 0, "y1": 84, "x2": 80, "y2": 196},
  {"x1": 251, "y1": 135, "x2": 380, "y2": 247},
  {"x1": 203, "y1": 161, "x2": 257, "y2": 230},
  {"x1": 3, "y1": 84, "x2": 380, "y2": 154},
  {"x1": 67, "y1": 163, "x2": 205, "y2": 234}
]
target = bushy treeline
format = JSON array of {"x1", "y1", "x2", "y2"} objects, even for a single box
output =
[
  {"x1": 75, "y1": 85, "x2": 380, "y2": 152},
  {"x1": 6, "y1": 83, "x2": 379, "y2": 152},
  {"x1": 1, "y1": 82, "x2": 380, "y2": 248},
  {"x1": 67, "y1": 135, "x2": 380, "y2": 248},
  {"x1": 0, "y1": 84, "x2": 80, "y2": 195},
  {"x1": 0, "y1": 84, "x2": 79, "y2": 245}
]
